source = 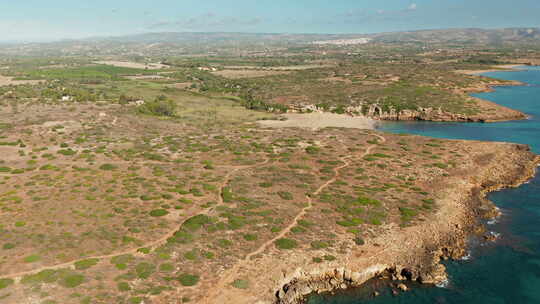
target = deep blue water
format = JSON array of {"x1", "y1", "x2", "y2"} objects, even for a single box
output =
[{"x1": 308, "y1": 66, "x2": 540, "y2": 304}]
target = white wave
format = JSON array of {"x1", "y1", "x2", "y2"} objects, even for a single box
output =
[
  {"x1": 460, "y1": 252, "x2": 472, "y2": 261},
  {"x1": 489, "y1": 231, "x2": 501, "y2": 239},
  {"x1": 436, "y1": 279, "x2": 450, "y2": 288}
]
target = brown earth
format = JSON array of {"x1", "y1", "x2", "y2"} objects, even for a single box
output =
[{"x1": 0, "y1": 101, "x2": 537, "y2": 304}]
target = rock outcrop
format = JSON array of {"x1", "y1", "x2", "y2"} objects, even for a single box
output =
[{"x1": 288, "y1": 100, "x2": 526, "y2": 123}]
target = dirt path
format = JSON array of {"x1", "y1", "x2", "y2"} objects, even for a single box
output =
[
  {"x1": 207, "y1": 133, "x2": 386, "y2": 300},
  {"x1": 0, "y1": 158, "x2": 269, "y2": 281}
]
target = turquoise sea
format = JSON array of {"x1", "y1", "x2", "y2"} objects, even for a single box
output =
[{"x1": 308, "y1": 66, "x2": 540, "y2": 304}]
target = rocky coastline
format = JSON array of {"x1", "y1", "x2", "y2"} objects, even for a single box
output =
[
  {"x1": 286, "y1": 70, "x2": 528, "y2": 123},
  {"x1": 273, "y1": 144, "x2": 540, "y2": 304}
]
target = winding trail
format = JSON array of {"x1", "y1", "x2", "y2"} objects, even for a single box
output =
[
  {"x1": 208, "y1": 133, "x2": 386, "y2": 300},
  {"x1": 0, "y1": 158, "x2": 269, "y2": 281}
]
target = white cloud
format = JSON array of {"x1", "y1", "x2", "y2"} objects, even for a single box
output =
[{"x1": 408, "y1": 3, "x2": 418, "y2": 10}]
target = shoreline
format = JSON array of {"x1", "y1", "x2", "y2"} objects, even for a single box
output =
[{"x1": 275, "y1": 145, "x2": 540, "y2": 304}]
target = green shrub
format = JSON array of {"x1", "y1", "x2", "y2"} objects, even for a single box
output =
[
  {"x1": 149, "y1": 209, "x2": 169, "y2": 217},
  {"x1": 24, "y1": 255, "x2": 40, "y2": 263},
  {"x1": 183, "y1": 250, "x2": 198, "y2": 261},
  {"x1": 40, "y1": 164, "x2": 59, "y2": 171},
  {"x1": 291, "y1": 226, "x2": 306, "y2": 233},
  {"x1": 323, "y1": 255, "x2": 336, "y2": 261},
  {"x1": 217, "y1": 239, "x2": 233, "y2": 248},
  {"x1": 128, "y1": 297, "x2": 144, "y2": 304},
  {"x1": 74, "y1": 258, "x2": 99, "y2": 270},
  {"x1": 298, "y1": 220, "x2": 314, "y2": 227},
  {"x1": 275, "y1": 238, "x2": 298, "y2": 250},
  {"x1": 433, "y1": 163, "x2": 448, "y2": 169},
  {"x1": 2, "y1": 243, "x2": 15, "y2": 250},
  {"x1": 277, "y1": 191, "x2": 293, "y2": 200},
  {"x1": 231, "y1": 279, "x2": 249, "y2": 289},
  {"x1": 0, "y1": 167, "x2": 11, "y2": 173},
  {"x1": 21, "y1": 269, "x2": 58, "y2": 284},
  {"x1": 111, "y1": 254, "x2": 134, "y2": 266},
  {"x1": 137, "y1": 247, "x2": 151, "y2": 254},
  {"x1": 118, "y1": 282, "x2": 131, "y2": 291},
  {"x1": 57, "y1": 149, "x2": 77, "y2": 156},
  {"x1": 310, "y1": 241, "x2": 329, "y2": 249},
  {"x1": 399, "y1": 207, "x2": 418, "y2": 218},
  {"x1": 243, "y1": 234, "x2": 258, "y2": 241},
  {"x1": 99, "y1": 164, "x2": 117, "y2": 171},
  {"x1": 354, "y1": 236, "x2": 365, "y2": 246},
  {"x1": 138, "y1": 99, "x2": 176, "y2": 117},
  {"x1": 221, "y1": 187, "x2": 234, "y2": 202},
  {"x1": 305, "y1": 146, "x2": 320, "y2": 154},
  {"x1": 168, "y1": 231, "x2": 193, "y2": 244},
  {"x1": 0, "y1": 278, "x2": 13, "y2": 289},
  {"x1": 60, "y1": 273, "x2": 85, "y2": 288},
  {"x1": 178, "y1": 273, "x2": 200, "y2": 286},
  {"x1": 182, "y1": 215, "x2": 211, "y2": 231},
  {"x1": 159, "y1": 263, "x2": 174, "y2": 272},
  {"x1": 357, "y1": 196, "x2": 381, "y2": 207},
  {"x1": 336, "y1": 219, "x2": 360, "y2": 227},
  {"x1": 135, "y1": 263, "x2": 156, "y2": 279}
]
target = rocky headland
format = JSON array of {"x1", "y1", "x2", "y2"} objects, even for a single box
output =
[
  {"x1": 285, "y1": 66, "x2": 529, "y2": 123},
  {"x1": 202, "y1": 136, "x2": 540, "y2": 304}
]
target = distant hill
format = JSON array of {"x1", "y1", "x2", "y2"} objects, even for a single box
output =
[
  {"x1": 91, "y1": 28, "x2": 540, "y2": 46},
  {"x1": 92, "y1": 32, "x2": 378, "y2": 46},
  {"x1": 369, "y1": 28, "x2": 540, "y2": 45},
  {"x1": 1, "y1": 28, "x2": 539, "y2": 57}
]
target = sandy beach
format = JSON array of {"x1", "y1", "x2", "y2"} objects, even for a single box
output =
[{"x1": 258, "y1": 113, "x2": 376, "y2": 130}]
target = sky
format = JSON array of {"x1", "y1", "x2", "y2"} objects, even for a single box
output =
[{"x1": 1, "y1": 0, "x2": 540, "y2": 42}]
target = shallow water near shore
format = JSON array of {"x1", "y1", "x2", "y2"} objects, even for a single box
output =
[{"x1": 308, "y1": 66, "x2": 540, "y2": 304}]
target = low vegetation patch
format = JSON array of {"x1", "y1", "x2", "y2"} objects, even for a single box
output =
[{"x1": 275, "y1": 238, "x2": 298, "y2": 250}]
